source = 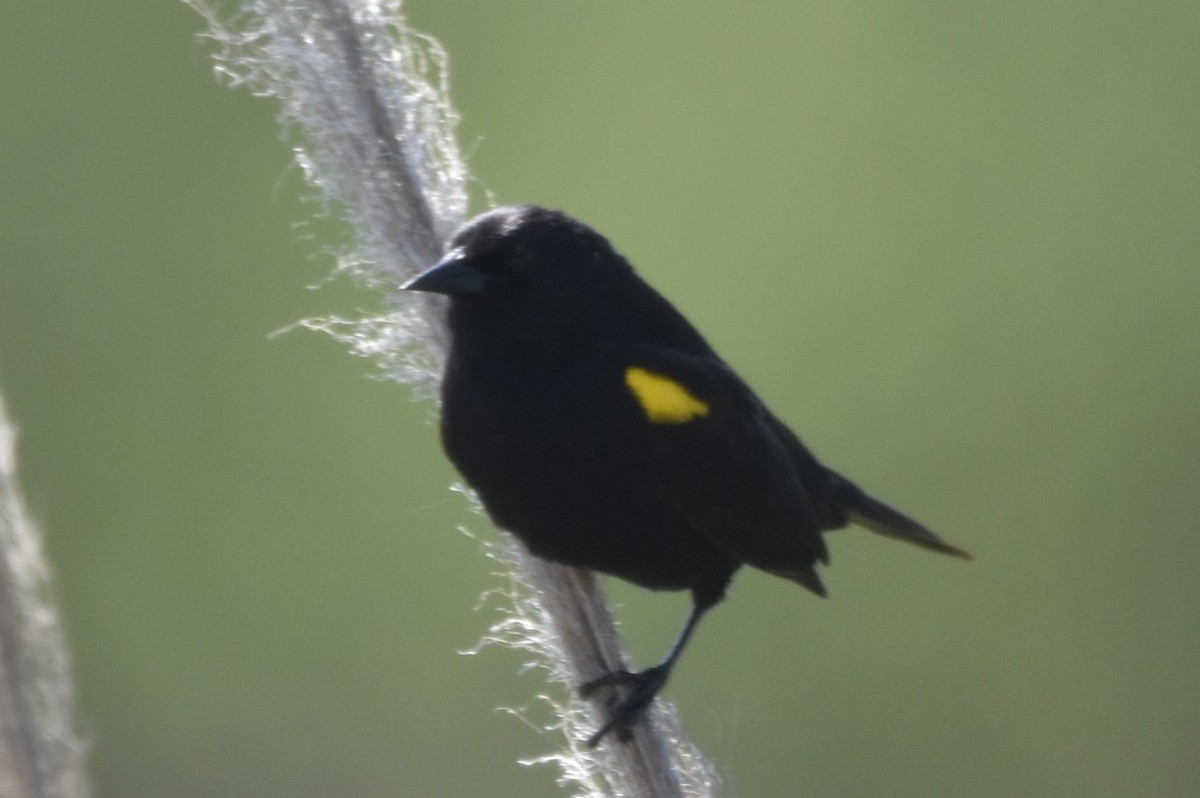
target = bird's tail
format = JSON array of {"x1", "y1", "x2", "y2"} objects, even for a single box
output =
[{"x1": 826, "y1": 469, "x2": 972, "y2": 559}]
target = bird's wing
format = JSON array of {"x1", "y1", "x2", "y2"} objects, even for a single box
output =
[{"x1": 605, "y1": 343, "x2": 831, "y2": 591}]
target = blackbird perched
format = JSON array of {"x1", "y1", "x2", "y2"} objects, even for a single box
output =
[{"x1": 404, "y1": 205, "x2": 969, "y2": 745}]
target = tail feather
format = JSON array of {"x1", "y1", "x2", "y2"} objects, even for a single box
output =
[
  {"x1": 827, "y1": 470, "x2": 972, "y2": 560},
  {"x1": 770, "y1": 566, "x2": 828, "y2": 598}
]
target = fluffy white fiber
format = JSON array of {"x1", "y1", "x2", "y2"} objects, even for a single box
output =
[{"x1": 186, "y1": 2, "x2": 718, "y2": 796}]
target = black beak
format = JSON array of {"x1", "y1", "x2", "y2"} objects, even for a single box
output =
[{"x1": 402, "y1": 250, "x2": 486, "y2": 296}]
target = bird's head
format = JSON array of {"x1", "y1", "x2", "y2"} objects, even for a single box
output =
[{"x1": 403, "y1": 205, "x2": 637, "y2": 343}]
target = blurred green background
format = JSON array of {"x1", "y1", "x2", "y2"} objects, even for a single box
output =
[{"x1": 2, "y1": 1, "x2": 1198, "y2": 796}]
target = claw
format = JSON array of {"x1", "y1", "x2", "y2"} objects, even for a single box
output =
[
  {"x1": 580, "y1": 665, "x2": 670, "y2": 746},
  {"x1": 579, "y1": 596, "x2": 717, "y2": 745},
  {"x1": 579, "y1": 669, "x2": 637, "y2": 697}
]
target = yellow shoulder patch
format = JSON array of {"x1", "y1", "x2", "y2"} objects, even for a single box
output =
[{"x1": 624, "y1": 366, "x2": 710, "y2": 424}]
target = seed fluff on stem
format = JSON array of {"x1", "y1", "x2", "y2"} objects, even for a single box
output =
[
  {"x1": 0, "y1": 392, "x2": 90, "y2": 798},
  {"x1": 185, "y1": 2, "x2": 718, "y2": 796}
]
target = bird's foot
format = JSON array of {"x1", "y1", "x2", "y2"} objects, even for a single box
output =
[{"x1": 579, "y1": 664, "x2": 670, "y2": 747}]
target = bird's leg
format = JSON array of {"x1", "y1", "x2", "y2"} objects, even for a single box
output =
[{"x1": 579, "y1": 597, "x2": 712, "y2": 747}]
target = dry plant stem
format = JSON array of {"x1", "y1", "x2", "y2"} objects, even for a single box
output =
[
  {"x1": 316, "y1": 0, "x2": 438, "y2": 247},
  {"x1": 186, "y1": 1, "x2": 718, "y2": 795},
  {"x1": 0, "y1": 395, "x2": 89, "y2": 798},
  {"x1": 525, "y1": 562, "x2": 693, "y2": 797}
]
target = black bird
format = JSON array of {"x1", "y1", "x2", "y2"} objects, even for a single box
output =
[{"x1": 404, "y1": 205, "x2": 969, "y2": 745}]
